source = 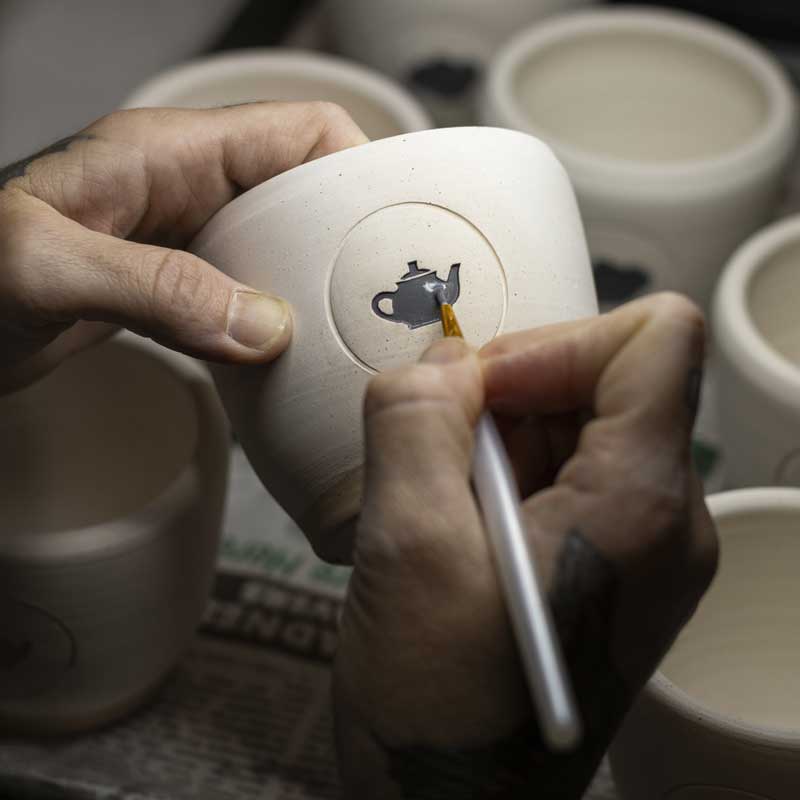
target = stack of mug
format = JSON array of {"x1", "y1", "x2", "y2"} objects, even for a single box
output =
[{"x1": 6, "y1": 3, "x2": 800, "y2": 794}]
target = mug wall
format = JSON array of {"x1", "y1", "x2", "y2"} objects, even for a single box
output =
[
  {"x1": 610, "y1": 488, "x2": 800, "y2": 799},
  {"x1": 481, "y1": 8, "x2": 798, "y2": 311}
]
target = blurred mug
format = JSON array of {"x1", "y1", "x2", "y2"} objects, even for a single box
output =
[
  {"x1": 0, "y1": 334, "x2": 229, "y2": 733},
  {"x1": 122, "y1": 48, "x2": 431, "y2": 140},
  {"x1": 482, "y1": 7, "x2": 797, "y2": 309},
  {"x1": 611, "y1": 488, "x2": 800, "y2": 800},
  {"x1": 713, "y1": 214, "x2": 800, "y2": 489},
  {"x1": 327, "y1": 0, "x2": 594, "y2": 126}
]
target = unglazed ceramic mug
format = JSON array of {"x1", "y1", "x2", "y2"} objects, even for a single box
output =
[
  {"x1": 610, "y1": 487, "x2": 800, "y2": 800},
  {"x1": 713, "y1": 214, "x2": 800, "y2": 489},
  {"x1": 481, "y1": 7, "x2": 797, "y2": 310},
  {"x1": 121, "y1": 48, "x2": 431, "y2": 140},
  {"x1": 327, "y1": 0, "x2": 594, "y2": 126},
  {"x1": 0, "y1": 334, "x2": 229, "y2": 734},
  {"x1": 191, "y1": 126, "x2": 598, "y2": 561}
]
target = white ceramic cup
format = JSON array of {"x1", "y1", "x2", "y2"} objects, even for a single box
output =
[
  {"x1": 713, "y1": 214, "x2": 800, "y2": 489},
  {"x1": 327, "y1": 0, "x2": 594, "y2": 127},
  {"x1": 610, "y1": 487, "x2": 800, "y2": 800},
  {"x1": 121, "y1": 48, "x2": 431, "y2": 140},
  {"x1": 190, "y1": 126, "x2": 598, "y2": 562},
  {"x1": 0, "y1": 334, "x2": 229, "y2": 734},
  {"x1": 482, "y1": 7, "x2": 797, "y2": 310}
]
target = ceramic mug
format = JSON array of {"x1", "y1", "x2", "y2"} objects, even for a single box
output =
[
  {"x1": 190, "y1": 126, "x2": 598, "y2": 562},
  {"x1": 481, "y1": 7, "x2": 797, "y2": 310},
  {"x1": 0, "y1": 334, "x2": 229, "y2": 734},
  {"x1": 121, "y1": 48, "x2": 431, "y2": 140},
  {"x1": 327, "y1": 0, "x2": 594, "y2": 127},
  {"x1": 712, "y1": 214, "x2": 800, "y2": 489},
  {"x1": 610, "y1": 487, "x2": 800, "y2": 800}
]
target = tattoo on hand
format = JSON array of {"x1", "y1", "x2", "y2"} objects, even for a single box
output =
[
  {"x1": 0, "y1": 135, "x2": 93, "y2": 191},
  {"x1": 373, "y1": 529, "x2": 632, "y2": 799}
]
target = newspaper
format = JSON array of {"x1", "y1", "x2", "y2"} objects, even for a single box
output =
[{"x1": 0, "y1": 365, "x2": 725, "y2": 799}]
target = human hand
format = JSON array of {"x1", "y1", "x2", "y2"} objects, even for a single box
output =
[
  {"x1": 333, "y1": 293, "x2": 718, "y2": 799},
  {"x1": 0, "y1": 102, "x2": 367, "y2": 392}
]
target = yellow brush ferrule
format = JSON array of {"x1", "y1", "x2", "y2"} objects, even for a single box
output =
[{"x1": 439, "y1": 303, "x2": 463, "y2": 339}]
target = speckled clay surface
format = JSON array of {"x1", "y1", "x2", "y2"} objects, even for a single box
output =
[
  {"x1": 0, "y1": 334, "x2": 229, "y2": 733},
  {"x1": 482, "y1": 8, "x2": 798, "y2": 309},
  {"x1": 610, "y1": 488, "x2": 800, "y2": 800},
  {"x1": 191, "y1": 126, "x2": 598, "y2": 560}
]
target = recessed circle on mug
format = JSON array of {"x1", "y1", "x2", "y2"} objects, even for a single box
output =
[
  {"x1": 329, "y1": 202, "x2": 506, "y2": 373},
  {"x1": 0, "y1": 599, "x2": 74, "y2": 700}
]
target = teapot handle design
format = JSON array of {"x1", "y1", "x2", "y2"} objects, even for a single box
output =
[{"x1": 371, "y1": 291, "x2": 398, "y2": 322}]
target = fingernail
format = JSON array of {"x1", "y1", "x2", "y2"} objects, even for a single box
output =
[
  {"x1": 420, "y1": 338, "x2": 471, "y2": 364},
  {"x1": 227, "y1": 290, "x2": 290, "y2": 351}
]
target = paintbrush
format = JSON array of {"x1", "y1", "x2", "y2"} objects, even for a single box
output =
[{"x1": 436, "y1": 287, "x2": 582, "y2": 751}]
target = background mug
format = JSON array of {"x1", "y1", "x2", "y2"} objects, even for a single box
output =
[
  {"x1": 610, "y1": 487, "x2": 800, "y2": 800},
  {"x1": 122, "y1": 48, "x2": 432, "y2": 140},
  {"x1": 0, "y1": 334, "x2": 229, "y2": 734},
  {"x1": 191, "y1": 126, "x2": 598, "y2": 563},
  {"x1": 713, "y1": 214, "x2": 800, "y2": 489},
  {"x1": 481, "y1": 7, "x2": 797, "y2": 310},
  {"x1": 327, "y1": 0, "x2": 594, "y2": 126}
]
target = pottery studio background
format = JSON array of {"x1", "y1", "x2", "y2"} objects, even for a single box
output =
[
  {"x1": 3, "y1": 0, "x2": 800, "y2": 163},
  {"x1": 4, "y1": 2, "x2": 800, "y2": 800}
]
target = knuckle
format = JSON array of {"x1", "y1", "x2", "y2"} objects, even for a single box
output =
[
  {"x1": 653, "y1": 292, "x2": 706, "y2": 338},
  {"x1": 309, "y1": 100, "x2": 355, "y2": 127},
  {"x1": 139, "y1": 248, "x2": 212, "y2": 316},
  {"x1": 364, "y1": 364, "x2": 449, "y2": 419}
]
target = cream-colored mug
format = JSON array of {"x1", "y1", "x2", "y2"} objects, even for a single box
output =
[
  {"x1": 190, "y1": 126, "x2": 598, "y2": 562},
  {"x1": 0, "y1": 334, "x2": 229, "y2": 733},
  {"x1": 481, "y1": 7, "x2": 797, "y2": 310},
  {"x1": 610, "y1": 487, "x2": 800, "y2": 800},
  {"x1": 713, "y1": 214, "x2": 800, "y2": 489},
  {"x1": 122, "y1": 48, "x2": 431, "y2": 140},
  {"x1": 327, "y1": 0, "x2": 594, "y2": 126}
]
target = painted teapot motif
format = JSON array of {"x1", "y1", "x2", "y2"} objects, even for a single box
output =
[{"x1": 371, "y1": 260, "x2": 461, "y2": 329}]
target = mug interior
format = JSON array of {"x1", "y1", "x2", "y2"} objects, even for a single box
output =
[
  {"x1": 512, "y1": 26, "x2": 769, "y2": 162},
  {"x1": 660, "y1": 506, "x2": 800, "y2": 731},
  {"x1": 0, "y1": 339, "x2": 198, "y2": 534},
  {"x1": 134, "y1": 64, "x2": 413, "y2": 141},
  {"x1": 748, "y1": 236, "x2": 800, "y2": 367}
]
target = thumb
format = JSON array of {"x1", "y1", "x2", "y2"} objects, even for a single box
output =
[
  {"x1": 9, "y1": 209, "x2": 292, "y2": 363},
  {"x1": 356, "y1": 338, "x2": 486, "y2": 576}
]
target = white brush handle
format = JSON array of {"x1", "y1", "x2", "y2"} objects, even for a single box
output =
[{"x1": 472, "y1": 412, "x2": 582, "y2": 751}]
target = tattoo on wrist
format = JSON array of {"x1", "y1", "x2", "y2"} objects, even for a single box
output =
[
  {"x1": 0, "y1": 135, "x2": 93, "y2": 190},
  {"x1": 369, "y1": 529, "x2": 632, "y2": 800}
]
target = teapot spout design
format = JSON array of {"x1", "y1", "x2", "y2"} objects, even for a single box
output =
[{"x1": 443, "y1": 263, "x2": 461, "y2": 304}]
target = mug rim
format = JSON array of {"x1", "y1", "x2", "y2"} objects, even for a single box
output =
[
  {"x1": 485, "y1": 6, "x2": 797, "y2": 196},
  {"x1": 189, "y1": 125, "x2": 557, "y2": 252},
  {"x1": 712, "y1": 213, "x2": 800, "y2": 412},
  {"x1": 121, "y1": 46, "x2": 432, "y2": 133},
  {"x1": 0, "y1": 334, "x2": 229, "y2": 564},
  {"x1": 647, "y1": 487, "x2": 800, "y2": 749}
]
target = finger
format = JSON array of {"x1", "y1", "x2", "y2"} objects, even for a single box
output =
[
  {"x1": 16, "y1": 102, "x2": 369, "y2": 245},
  {"x1": 356, "y1": 338, "x2": 486, "y2": 584},
  {"x1": 1, "y1": 202, "x2": 292, "y2": 364},
  {"x1": 482, "y1": 293, "x2": 705, "y2": 441}
]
